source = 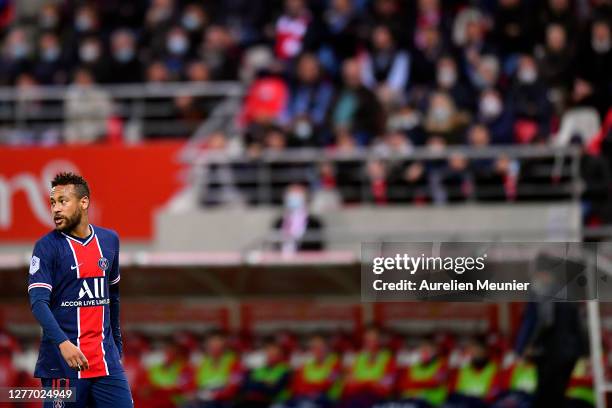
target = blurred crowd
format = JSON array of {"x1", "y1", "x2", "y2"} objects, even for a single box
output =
[
  {"x1": 0, "y1": 0, "x2": 611, "y2": 218},
  {"x1": 0, "y1": 326, "x2": 598, "y2": 408},
  {"x1": 0, "y1": 0, "x2": 609, "y2": 145}
]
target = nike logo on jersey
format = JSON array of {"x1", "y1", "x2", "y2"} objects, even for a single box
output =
[{"x1": 70, "y1": 263, "x2": 83, "y2": 270}]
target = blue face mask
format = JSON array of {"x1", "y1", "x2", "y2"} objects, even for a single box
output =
[
  {"x1": 42, "y1": 47, "x2": 60, "y2": 62},
  {"x1": 11, "y1": 43, "x2": 28, "y2": 59},
  {"x1": 167, "y1": 36, "x2": 188, "y2": 55},
  {"x1": 114, "y1": 48, "x2": 134, "y2": 63},
  {"x1": 182, "y1": 13, "x2": 201, "y2": 31},
  {"x1": 285, "y1": 193, "x2": 305, "y2": 210}
]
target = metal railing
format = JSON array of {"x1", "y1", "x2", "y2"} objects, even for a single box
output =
[
  {"x1": 184, "y1": 145, "x2": 584, "y2": 207},
  {"x1": 0, "y1": 81, "x2": 244, "y2": 143}
]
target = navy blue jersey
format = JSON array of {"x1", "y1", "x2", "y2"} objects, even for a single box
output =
[{"x1": 28, "y1": 225, "x2": 123, "y2": 379}]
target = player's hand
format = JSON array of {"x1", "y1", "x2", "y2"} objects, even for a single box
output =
[{"x1": 59, "y1": 340, "x2": 89, "y2": 371}]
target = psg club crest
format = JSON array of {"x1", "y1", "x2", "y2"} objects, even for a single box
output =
[{"x1": 98, "y1": 257, "x2": 109, "y2": 271}]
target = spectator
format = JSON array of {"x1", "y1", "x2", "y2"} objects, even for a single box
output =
[
  {"x1": 73, "y1": 4, "x2": 101, "y2": 37},
  {"x1": 185, "y1": 60, "x2": 211, "y2": 82},
  {"x1": 273, "y1": 183, "x2": 324, "y2": 253},
  {"x1": 240, "y1": 69, "x2": 289, "y2": 143},
  {"x1": 423, "y1": 91, "x2": 470, "y2": 144},
  {"x1": 180, "y1": 3, "x2": 208, "y2": 46},
  {"x1": 364, "y1": 159, "x2": 389, "y2": 204},
  {"x1": 493, "y1": 0, "x2": 536, "y2": 60},
  {"x1": 435, "y1": 55, "x2": 477, "y2": 112},
  {"x1": 412, "y1": 0, "x2": 450, "y2": 52},
  {"x1": 200, "y1": 25, "x2": 240, "y2": 80},
  {"x1": 172, "y1": 92, "x2": 206, "y2": 136},
  {"x1": 391, "y1": 161, "x2": 430, "y2": 203},
  {"x1": 146, "y1": 61, "x2": 171, "y2": 83},
  {"x1": 163, "y1": 26, "x2": 192, "y2": 76},
  {"x1": 37, "y1": 3, "x2": 62, "y2": 34},
  {"x1": 34, "y1": 32, "x2": 68, "y2": 85},
  {"x1": 77, "y1": 37, "x2": 109, "y2": 83},
  {"x1": 0, "y1": 27, "x2": 32, "y2": 85},
  {"x1": 468, "y1": 54, "x2": 501, "y2": 92},
  {"x1": 321, "y1": 0, "x2": 362, "y2": 71},
  {"x1": 536, "y1": 23, "x2": 574, "y2": 105},
  {"x1": 63, "y1": 68, "x2": 113, "y2": 144},
  {"x1": 331, "y1": 58, "x2": 384, "y2": 145},
  {"x1": 477, "y1": 88, "x2": 515, "y2": 144},
  {"x1": 538, "y1": 0, "x2": 578, "y2": 41},
  {"x1": 575, "y1": 19, "x2": 612, "y2": 115},
  {"x1": 109, "y1": 29, "x2": 142, "y2": 83},
  {"x1": 274, "y1": 0, "x2": 312, "y2": 61},
  {"x1": 367, "y1": 0, "x2": 408, "y2": 48},
  {"x1": 142, "y1": 0, "x2": 177, "y2": 61},
  {"x1": 509, "y1": 54, "x2": 553, "y2": 142},
  {"x1": 360, "y1": 24, "x2": 410, "y2": 107},
  {"x1": 282, "y1": 53, "x2": 334, "y2": 147},
  {"x1": 411, "y1": 27, "x2": 448, "y2": 87},
  {"x1": 431, "y1": 152, "x2": 474, "y2": 203}
]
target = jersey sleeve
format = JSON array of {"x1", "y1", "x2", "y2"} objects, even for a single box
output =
[
  {"x1": 109, "y1": 233, "x2": 120, "y2": 285},
  {"x1": 27, "y1": 240, "x2": 55, "y2": 293}
]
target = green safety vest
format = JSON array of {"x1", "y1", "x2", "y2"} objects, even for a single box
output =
[
  {"x1": 351, "y1": 350, "x2": 391, "y2": 382},
  {"x1": 566, "y1": 359, "x2": 595, "y2": 406},
  {"x1": 401, "y1": 359, "x2": 447, "y2": 407},
  {"x1": 196, "y1": 352, "x2": 236, "y2": 389},
  {"x1": 509, "y1": 362, "x2": 537, "y2": 394},
  {"x1": 302, "y1": 354, "x2": 338, "y2": 383},
  {"x1": 148, "y1": 361, "x2": 184, "y2": 387},
  {"x1": 251, "y1": 363, "x2": 291, "y2": 402},
  {"x1": 456, "y1": 362, "x2": 497, "y2": 398},
  {"x1": 302, "y1": 354, "x2": 342, "y2": 400}
]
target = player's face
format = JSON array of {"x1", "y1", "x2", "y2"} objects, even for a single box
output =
[{"x1": 50, "y1": 185, "x2": 88, "y2": 232}]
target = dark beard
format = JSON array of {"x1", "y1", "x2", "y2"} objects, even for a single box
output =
[{"x1": 56, "y1": 210, "x2": 82, "y2": 234}]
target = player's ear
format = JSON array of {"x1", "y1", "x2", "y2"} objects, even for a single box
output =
[{"x1": 81, "y1": 195, "x2": 90, "y2": 210}]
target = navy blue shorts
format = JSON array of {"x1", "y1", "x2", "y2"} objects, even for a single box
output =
[{"x1": 41, "y1": 371, "x2": 133, "y2": 408}]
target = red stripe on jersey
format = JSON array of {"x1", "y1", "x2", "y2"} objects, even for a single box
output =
[
  {"x1": 67, "y1": 236, "x2": 108, "y2": 378},
  {"x1": 78, "y1": 306, "x2": 108, "y2": 378}
]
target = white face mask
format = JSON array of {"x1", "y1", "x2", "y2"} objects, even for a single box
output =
[
  {"x1": 592, "y1": 38, "x2": 611, "y2": 54},
  {"x1": 517, "y1": 68, "x2": 537, "y2": 84},
  {"x1": 79, "y1": 44, "x2": 100, "y2": 62},
  {"x1": 480, "y1": 96, "x2": 502, "y2": 118},
  {"x1": 431, "y1": 106, "x2": 452, "y2": 122},
  {"x1": 437, "y1": 68, "x2": 457, "y2": 87}
]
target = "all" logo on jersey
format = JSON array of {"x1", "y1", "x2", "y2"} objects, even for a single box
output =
[{"x1": 78, "y1": 278, "x2": 105, "y2": 300}]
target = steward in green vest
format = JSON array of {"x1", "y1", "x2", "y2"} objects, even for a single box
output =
[
  {"x1": 194, "y1": 331, "x2": 243, "y2": 408},
  {"x1": 492, "y1": 357, "x2": 537, "y2": 407},
  {"x1": 147, "y1": 342, "x2": 196, "y2": 407},
  {"x1": 236, "y1": 338, "x2": 291, "y2": 408},
  {"x1": 447, "y1": 339, "x2": 500, "y2": 408},
  {"x1": 396, "y1": 338, "x2": 449, "y2": 407},
  {"x1": 285, "y1": 334, "x2": 342, "y2": 408},
  {"x1": 565, "y1": 357, "x2": 595, "y2": 406},
  {"x1": 340, "y1": 326, "x2": 396, "y2": 408}
]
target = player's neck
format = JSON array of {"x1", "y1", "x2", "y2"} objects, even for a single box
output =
[{"x1": 69, "y1": 220, "x2": 91, "y2": 239}]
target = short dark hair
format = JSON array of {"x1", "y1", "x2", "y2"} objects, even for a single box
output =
[{"x1": 51, "y1": 172, "x2": 90, "y2": 198}]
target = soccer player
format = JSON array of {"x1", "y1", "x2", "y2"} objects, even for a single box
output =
[{"x1": 28, "y1": 172, "x2": 133, "y2": 407}]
